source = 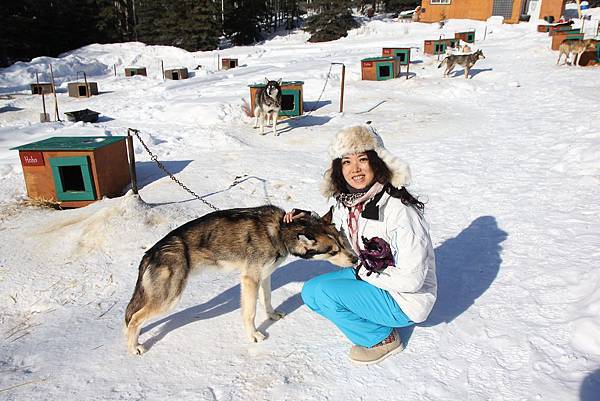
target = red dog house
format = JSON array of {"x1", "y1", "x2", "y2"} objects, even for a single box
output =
[{"x1": 11, "y1": 136, "x2": 131, "y2": 208}]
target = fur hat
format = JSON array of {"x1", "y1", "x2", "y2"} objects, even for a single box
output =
[{"x1": 321, "y1": 125, "x2": 412, "y2": 198}]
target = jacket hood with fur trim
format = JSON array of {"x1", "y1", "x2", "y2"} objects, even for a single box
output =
[{"x1": 321, "y1": 125, "x2": 412, "y2": 198}]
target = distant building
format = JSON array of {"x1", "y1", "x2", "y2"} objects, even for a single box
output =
[{"x1": 419, "y1": 0, "x2": 568, "y2": 24}]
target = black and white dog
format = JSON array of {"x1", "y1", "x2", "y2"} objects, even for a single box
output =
[{"x1": 254, "y1": 78, "x2": 282, "y2": 136}]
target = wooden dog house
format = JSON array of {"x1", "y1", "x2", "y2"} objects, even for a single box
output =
[
  {"x1": 549, "y1": 24, "x2": 577, "y2": 36},
  {"x1": 125, "y1": 67, "x2": 147, "y2": 77},
  {"x1": 455, "y1": 30, "x2": 476, "y2": 43},
  {"x1": 577, "y1": 40, "x2": 600, "y2": 66},
  {"x1": 10, "y1": 136, "x2": 130, "y2": 208},
  {"x1": 361, "y1": 57, "x2": 400, "y2": 81},
  {"x1": 221, "y1": 58, "x2": 238, "y2": 70},
  {"x1": 164, "y1": 68, "x2": 189, "y2": 80},
  {"x1": 248, "y1": 81, "x2": 304, "y2": 118},
  {"x1": 30, "y1": 83, "x2": 54, "y2": 95},
  {"x1": 381, "y1": 48, "x2": 411, "y2": 79},
  {"x1": 538, "y1": 21, "x2": 572, "y2": 33},
  {"x1": 551, "y1": 30, "x2": 583, "y2": 50},
  {"x1": 67, "y1": 82, "x2": 99, "y2": 98},
  {"x1": 423, "y1": 38, "x2": 459, "y2": 55}
]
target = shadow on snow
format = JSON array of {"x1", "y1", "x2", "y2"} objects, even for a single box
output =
[{"x1": 140, "y1": 215, "x2": 507, "y2": 350}]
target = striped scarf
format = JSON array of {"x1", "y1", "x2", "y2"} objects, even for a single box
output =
[{"x1": 338, "y1": 182, "x2": 384, "y2": 254}]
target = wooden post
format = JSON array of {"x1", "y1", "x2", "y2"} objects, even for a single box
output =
[
  {"x1": 217, "y1": 54, "x2": 220, "y2": 70},
  {"x1": 575, "y1": 0, "x2": 582, "y2": 19},
  {"x1": 36, "y1": 72, "x2": 48, "y2": 121},
  {"x1": 126, "y1": 129, "x2": 139, "y2": 195},
  {"x1": 113, "y1": 64, "x2": 117, "y2": 77},
  {"x1": 484, "y1": 26, "x2": 488, "y2": 41},
  {"x1": 161, "y1": 60, "x2": 165, "y2": 80},
  {"x1": 339, "y1": 63, "x2": 345, "y2": 113},
  {"x1": 49, "y1": 64, "x2": 61, "y2": 122},
  {"x1": 83, "y1": 72, "x2": 90, "y2": 98}
]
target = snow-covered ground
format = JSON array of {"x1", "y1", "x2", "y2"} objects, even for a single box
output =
[{"x1": 1, "y1": 15, "x2": 599, "y2": 401}]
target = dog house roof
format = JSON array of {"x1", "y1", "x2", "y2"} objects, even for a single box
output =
[
  {"x1": 361, "y1": 56, "x2": 396, "y2": 62},
  {"x1": 248, "y1": 81, "x2": 304, "y2": 88},
  {"x1": 11, "y1": 136, "x2": 126, "y2": 151}
]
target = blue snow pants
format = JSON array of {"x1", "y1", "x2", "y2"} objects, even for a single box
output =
[{"x1": 301, "y1": 268, "x2": 414, "y2": 348}]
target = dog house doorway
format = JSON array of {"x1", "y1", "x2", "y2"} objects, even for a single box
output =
[
  {"x1": 172, "y1": 71, "x2": 179, "y2": 80},
  {"x1": 280, "y1": 90, "x2": 300, "y2": 116},
  {"x1": 50, "y1": 156, "x2": 96, "y2": 201},
  {"x1": 377, "y1": 63, "x2": 393, "y2": 80}
]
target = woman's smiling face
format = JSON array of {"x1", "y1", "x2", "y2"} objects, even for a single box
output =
[{"x1": 341, "y1": 152, "x2": 375, "y2": 190}]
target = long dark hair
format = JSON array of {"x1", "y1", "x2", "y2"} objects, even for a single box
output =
[{"x1": 330, "y1": 150, "x2": 425, "y2": 211}]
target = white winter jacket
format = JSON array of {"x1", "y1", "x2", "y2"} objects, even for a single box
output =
[{"x1": 331, "y1": 190, "x2": 437, "y2": 323}]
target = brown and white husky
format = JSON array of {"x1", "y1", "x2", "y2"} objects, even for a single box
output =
[{"x1": 124, "y1": 205, "x2": 356, "y2": 355}]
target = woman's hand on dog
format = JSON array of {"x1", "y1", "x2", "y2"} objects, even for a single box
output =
[{"x1": 283, "y1": 208, "x2": 307, "y2": 224}]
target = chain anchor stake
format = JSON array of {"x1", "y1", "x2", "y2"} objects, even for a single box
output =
[{"x1": 127, "y1": 128, "x2": 219, "y2": 211}]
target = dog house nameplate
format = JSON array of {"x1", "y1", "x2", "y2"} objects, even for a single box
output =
[
  {"x1": 362, "y1": 61, "x2": 373, "y2": 67},
  {"x1": 20, "y1": 151, "x2": 45, "y2": 166}
]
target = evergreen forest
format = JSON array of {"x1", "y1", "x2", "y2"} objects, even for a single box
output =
[{"x1": 0, "y1": 0, "x2": 418, "y2": 67}]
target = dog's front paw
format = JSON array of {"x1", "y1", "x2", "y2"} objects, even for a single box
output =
[
  {"x1": 128, "y1": 343, "x2": 147, "y2": 355},
  {"x1": 249, "y1": 330, "x2": 266, "y2": 342},
  {"x1": 268, "y1": 310, "x2": 286, "y2": 320}
]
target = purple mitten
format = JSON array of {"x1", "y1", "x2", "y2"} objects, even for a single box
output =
[{"x1": 358, "y1": 236, "x2": 395, "y2": 276}]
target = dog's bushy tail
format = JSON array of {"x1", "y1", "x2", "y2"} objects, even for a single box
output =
[
  {"x1": 125, "y1": 254, "x2": 151, "y2": 326},
  {"x1": 241, "y1": 99, "x2": 253, "y2": 117},
  {"x1": 437, "y1": 57, "x2": 447, "y2": 68}
]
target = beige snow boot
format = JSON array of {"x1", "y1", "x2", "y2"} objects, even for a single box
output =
[{"x1": 349, "y1": 330, "x2": 404, "y2": 365}]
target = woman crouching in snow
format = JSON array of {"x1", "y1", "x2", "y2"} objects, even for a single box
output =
[{"x1": 284, "y1": 125, "x2": 437, "y2": 364}]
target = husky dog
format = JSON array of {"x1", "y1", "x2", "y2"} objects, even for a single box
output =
[
  {"x1": 254, "y1": 78, "x2": 282, "y2": 136},
  {"x1": 438, "y1": 49, "x2": 486, "y2": 79},
  {"x1": 557, "y1": 39, "x2": 595, "y2": 66},
  {"x1": 124, "y1": 205, "x2": 356, "y2": 355}
]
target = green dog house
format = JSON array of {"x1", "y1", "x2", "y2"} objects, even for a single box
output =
[{"x1": 11, "y1": 136, "x2": 131, "y2": 208}]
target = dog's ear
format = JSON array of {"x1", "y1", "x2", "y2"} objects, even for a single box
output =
[
  {"x1": 264, "y1": 77, "x2": 269, "y2": 84},
  {"x1": 277, "y1": 78, "x2": 282, "y2": 85},
  {"x1": 321, "y1": 206, "x2": 334, "y2": 225},
  {"x1": 298, "y1": 234, "x2": 316, "y2": 246}
]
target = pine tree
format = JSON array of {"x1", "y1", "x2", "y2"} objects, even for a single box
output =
[
  {"x1": 305, "y1": 0, "x2": 359, "y2": 43},
  {"x1": 223, "y1": 0, "x2": 265, "y2": 46}
]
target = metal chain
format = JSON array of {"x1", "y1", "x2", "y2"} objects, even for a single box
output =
[
  {"x1": 305, "y1": 63, "x2": 333, "y2": 116},
  {"x1": 129, "y1": 128, "x2": 220, "y2": 211}
]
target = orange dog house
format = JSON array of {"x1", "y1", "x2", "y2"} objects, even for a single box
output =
[
  {"x1": 11, "y1": 136, "x2": 131, "y2": 208},
  {"x1": 248, "y1": 81, "x2": 304, "y2": 118},
  {"x1": 361, "y1": 57, "x2": 400, "y2": 81},
  {"x1": 551, "y1": 30, "x2": 583, "y2": 51},
  {"x1": 381, "y1": 48, "x2": 411, "y2": 79},
  {"x1": 221, "y1": 58, "x2": 238, "y2": 70},
  {"x1": 455, "y1": 30, "x2": 475, "y2": 43},
  {"x1": 577, "y1": 40, "x2": 600, "y2": 66},
  {"x1": 31, "y1": 83, "x2": 54, "y2": 95},
  {"x1": 423, "y1": 38, "x2": 459, "y2": 55},
  {"x1": 125, "y1": 67, "x2": 147, "y2": 77}
]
